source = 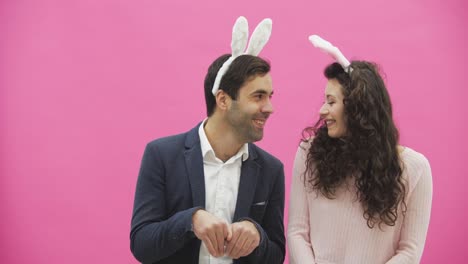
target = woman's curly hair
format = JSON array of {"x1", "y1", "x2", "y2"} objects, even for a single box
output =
[{"x1": 302, "y1": 61, "x2": 406, "y2": 228}]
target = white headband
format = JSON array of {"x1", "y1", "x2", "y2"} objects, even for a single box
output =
[
  {"x1": 308, "y1": 34, "x2": 352, "y2": 73},
  {"x1": 212, "y1": 16, "x2": 273, "y2": 95}
]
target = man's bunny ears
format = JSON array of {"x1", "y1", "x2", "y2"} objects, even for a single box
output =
[
  {"x1": 308, "y1": 34, "x2": 352, "y2": 73},
  {"x1": 212, "y1": 16, "x2": 273, "y2": 95}
]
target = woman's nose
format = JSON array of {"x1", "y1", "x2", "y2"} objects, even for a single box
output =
[{"x1": 319, "y1": 104, "x2": 328, "y2": 117}]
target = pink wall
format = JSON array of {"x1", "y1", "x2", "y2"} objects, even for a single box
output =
[{"x1": 1, "y1": 0, "x2": 466, "y2": 263}]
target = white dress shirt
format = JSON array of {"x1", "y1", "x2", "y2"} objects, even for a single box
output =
[{"x1": 198, "y1": 120, "x2": 249, "y2": 264}]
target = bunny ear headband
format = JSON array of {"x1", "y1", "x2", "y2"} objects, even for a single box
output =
[
  {"x1": 212, "y1": 16, "x2": 273, "y2": 95},
  {"x1": 308, "y1": 34, "x2": 352, "y2": 73}
]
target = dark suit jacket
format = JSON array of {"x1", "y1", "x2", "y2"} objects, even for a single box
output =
[{"x1": 130, "y1": 124, "x2": 285, "y2": 264}]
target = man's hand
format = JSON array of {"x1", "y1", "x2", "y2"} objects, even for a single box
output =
[
  {"x1": 225, "y1": 220, "x2": 260, "y2": 259},
  {"x1": 192, "y1": 210, "x2": 232, "y2": 257}
]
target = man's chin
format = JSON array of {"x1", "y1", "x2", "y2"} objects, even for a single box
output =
[{"x1": 249, "y1": 132, "x2": 264, "y2": 142}]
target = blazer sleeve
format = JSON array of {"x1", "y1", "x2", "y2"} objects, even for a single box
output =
[
  {"x1": 243, "y1": 162, "x2": 286, "y2": 264},
  {"x1": 385, "y1": 155, "x2": 433, "y2": 264},
  {"x1": 287, "y1": 145, "x2": 316, "y2": 264},
  {"x1": 130, "y1": 143, "x2": 201, "y2": 263}
]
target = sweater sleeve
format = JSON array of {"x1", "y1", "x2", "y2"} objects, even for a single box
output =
[
  {"x1": 287, "y1": 144, "x2": 316, "y2": 264},
  {"x1": 386, "y1": 154, "x2": 433, "y2": 264}
]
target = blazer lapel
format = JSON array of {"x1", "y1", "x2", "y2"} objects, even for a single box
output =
[
  {"x1": 233, "y1": 144, "x2": 260, "y2": 221},
  {"x1": 184, "y1": 124, "x2": 205, "y2": 208}
]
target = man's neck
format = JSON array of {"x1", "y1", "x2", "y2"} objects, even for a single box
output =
[{"x1": 203, "y1": 116, "x2": 245, "y2": 162}]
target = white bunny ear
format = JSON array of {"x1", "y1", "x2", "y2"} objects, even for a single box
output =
[
  {"x1": 231, "y1": 16, "x2": 249, "y2": 57},
  {"x1": 213, "y1": 16, "x2": 273, "y2": 95},
  {"x1": 213, "y1": 16, "x2": 248, "y2": 95},
  {"x1": 308, "y1": 34, "x2": 351, "y2": 70},
  {"x1": 245, "y1": 18, "x2": 272, "y2": 56}
]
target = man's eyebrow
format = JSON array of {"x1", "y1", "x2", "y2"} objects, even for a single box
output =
[{"x1": 251, "y1": 89, "x2": 273, "y2": 95}]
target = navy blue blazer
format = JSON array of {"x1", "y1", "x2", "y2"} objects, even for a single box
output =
[{"x1": 130, "y1": 124, "x2": 285, "y2": 264}]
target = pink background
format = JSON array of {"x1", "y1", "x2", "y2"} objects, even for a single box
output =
[{"x1": 1, "y1": 0, "x2": 467, "y2": 263}]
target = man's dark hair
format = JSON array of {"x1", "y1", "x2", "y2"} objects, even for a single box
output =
[{"x1": 204, "y1": 54, "x2": 270, "y2": 116}]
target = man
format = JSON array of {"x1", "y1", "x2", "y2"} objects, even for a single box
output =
[{"x1": 130, "y1": 17, "x2": 284, "y2": 264}]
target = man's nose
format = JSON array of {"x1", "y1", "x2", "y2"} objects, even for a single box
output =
[{"x1": 262, "y1": 99, "x2": 274, "y2": 114}]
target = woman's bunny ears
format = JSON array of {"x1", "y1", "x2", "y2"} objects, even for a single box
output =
[
  {"x1": 308, "y1": 34, "x2": 352, "y2": 73},
  {"x1": 212, "y1": 16, "x2": 273, "y2": 95}
]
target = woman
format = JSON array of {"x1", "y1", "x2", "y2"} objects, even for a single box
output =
[{"x1": 287, "y1": 36, "x2": 433, "y2": 264}]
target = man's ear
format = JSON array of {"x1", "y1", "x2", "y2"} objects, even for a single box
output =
[{"x1": 215, "y1": 90, "x2": 231, "y2": 111}]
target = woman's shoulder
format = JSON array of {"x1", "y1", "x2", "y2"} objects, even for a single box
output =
[
  {"x1": 400, "y1": 146, "x2": 432, "y2": 193},
  {"x1": 295, "y1": 137, "x2": 314, "y2": 158},
  {"x1": 400, "y1": 146, "x2": 431, "y2": 170},
  {"x1": 293, "y1": 138, "x2": 315, "y2": 173},
  {"x1": 298, "y1": 136, "x2": 315, "y2": 149}
]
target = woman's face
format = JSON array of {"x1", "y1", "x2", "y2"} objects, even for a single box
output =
[{"x1": 319, "y1": 78, "x2": 347, "y2": 138}]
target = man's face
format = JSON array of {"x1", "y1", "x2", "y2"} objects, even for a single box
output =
[{"x1": 225, "y1": 73, "x2": 274, "y2": 143}]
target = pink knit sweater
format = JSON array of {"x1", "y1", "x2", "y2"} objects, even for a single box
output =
[{"x1": 287, "y1": 143, "x2": 432, "y2": 264}]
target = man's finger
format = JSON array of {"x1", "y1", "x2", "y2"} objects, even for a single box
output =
[
  {"x1": 226, "y1": 226, "x2": 240, "y2": 256},
  {"x1": 207, "y1": 231, "x2": 220, "y2": 257},
  {"x1": 203, "y1": 236, "x2": 217, "y2": 258},
  {"x1": 230, "y1": 230, "x2": 248, "y2": 258},
  {"x1": 240, "y1": 237, "x2": 256, "y2": 257},
  {"x1": 215, "y1": 224, "x2": 225, "y2": 256},
  {"x1": 225, "y1": 223, "x2": 232, "y2": 242}
]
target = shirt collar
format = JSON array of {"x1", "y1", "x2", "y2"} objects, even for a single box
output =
[{"x1": 198, "y1": 119, "x2": 249, "y2": 162}]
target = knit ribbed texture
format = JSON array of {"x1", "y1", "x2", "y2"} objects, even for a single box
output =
[{"x1": 287, "y1": 143, "x2": 433, "y2": 264}]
